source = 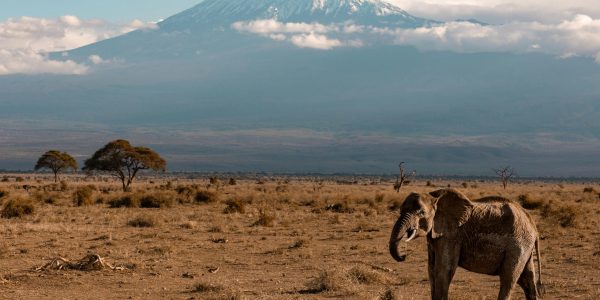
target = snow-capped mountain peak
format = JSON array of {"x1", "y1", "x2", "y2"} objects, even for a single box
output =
[{"x1": 161, "y1": 0, "x2": 435, "y2": 30}]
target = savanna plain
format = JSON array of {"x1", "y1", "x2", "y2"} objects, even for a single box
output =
[{"x1": 0, "y1": 174, "x2": 598, "y2": 299}]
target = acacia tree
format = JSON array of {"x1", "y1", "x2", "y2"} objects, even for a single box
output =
[
  {"x1": 34, "y1": 150, "x2": 78, "y2": 182},
  {"x1": 394, "y1": 162, "x2": 416, "y2": 192},
  {"x1": 83, "y1": 140, "x2": 166, "y2": 192},
  {"x1": 493, "y1": 166, "x2": 516, "y2": 189}
]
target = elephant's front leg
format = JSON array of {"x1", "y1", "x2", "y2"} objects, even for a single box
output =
[
  {"x1": 431, "y1": 239, "x2": 460, "y2": 300},
  {"x1": 428, "y1": 242, "x2": 435, "y2": 299}
]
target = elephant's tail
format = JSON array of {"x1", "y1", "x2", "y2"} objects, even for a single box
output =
[{"x1": 535, "y1": 237, "x2": 545, "y2": 297}]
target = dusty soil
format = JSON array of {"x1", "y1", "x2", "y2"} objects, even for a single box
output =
[{"x1": 0, "y1": 175, "x2": 599, "y2": 299}]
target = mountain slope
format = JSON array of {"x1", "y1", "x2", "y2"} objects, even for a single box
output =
[{"x1": 5, "y1": 0, "x2": 600, "y2": 175}]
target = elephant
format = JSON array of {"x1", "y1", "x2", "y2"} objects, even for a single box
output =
[{"x1": 389, "y1": 189, "x2": 544, "y2": 300}]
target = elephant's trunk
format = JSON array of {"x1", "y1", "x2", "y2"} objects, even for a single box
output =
[{"x1": 389, "y1": 214, "x2": 411, "y2": 262}]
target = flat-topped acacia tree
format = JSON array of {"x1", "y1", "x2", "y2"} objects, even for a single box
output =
[
  {"x1": 83, "y1": 140, "x2": 166, "y2": 192},
  {"x1": 34, "y1": 150, "x2": 78, "y2": 182}
]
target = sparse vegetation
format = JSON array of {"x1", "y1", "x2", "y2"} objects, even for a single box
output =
[
  {"x1": 1, "y1": 198, "x2": 35, "y2": 218},
  {"x1": 0, "y1": 175, "x2": 597, "y2": 298},
  {"x1": 73, "y1": 186, "x2": 95, "y2": 206},
  {"x1": 127, "y1": 215, "x2": 158, "y2": 227},
  {"x1": 195, "y1": 190, "x2": 220, "y2": 204}
]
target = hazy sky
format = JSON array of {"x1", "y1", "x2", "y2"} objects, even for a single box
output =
[
  {"x1": 0, "y1": 0, "x2": 199, "y2": 22},
  {"x1": 2, "y1": 0, "x2": 600, "y2": 23}
]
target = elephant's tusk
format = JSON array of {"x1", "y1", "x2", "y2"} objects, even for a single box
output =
[{"x1": 405, "y1": 229, "x2": 417, "y2": 242}]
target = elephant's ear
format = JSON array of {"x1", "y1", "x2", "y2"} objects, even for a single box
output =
[{"x1": 430, "y1": 189, "x2": 473, "y2": 239}]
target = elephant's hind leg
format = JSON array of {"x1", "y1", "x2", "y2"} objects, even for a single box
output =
[
  {"x1": 517, "y1": 256, "x2": 538, "y2": 300},
  {"x1": 498, "y1": 252, "x2": 529, "y2": 300}
]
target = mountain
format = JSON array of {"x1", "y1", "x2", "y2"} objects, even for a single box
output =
[
  {"x1": 3, "y1": 0, "x2": 600, "y2": 176},
  {"x1": 63, "y1": 0, "x2": 436, "y2": 61}
]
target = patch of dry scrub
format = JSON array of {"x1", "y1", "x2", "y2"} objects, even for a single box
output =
[
  {"x1": 1, "y1": 197, "x2": 35, "y2": 218},
  {"x1": 541, "y1": 201, "x2": 582, "y2": 228}
]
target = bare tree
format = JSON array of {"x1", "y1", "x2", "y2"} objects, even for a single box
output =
[
  {"x1": 394, "y1": 162, "x2": 416, "y2": 192},
  {"x1": 493, "y1": 166, "x2": 516, "y2": 189}
]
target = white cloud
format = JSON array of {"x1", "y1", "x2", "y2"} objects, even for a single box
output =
[
  {"x1": 233, "y1": 15, "x2": 600, "y2": 61},
  {"x1": 232, "y1": 19, "x2": 356, "y2": 50},
  {"x1": 232, "y1": 19, "x2": 335, "y2": 34},
  {"x1": 290, "y1": 33, "x2": 342, "y2": 50},
  {"x1": 388, "y1": 0, "x2": 600, "y2": 24},
  {"x1": 0, "y1": 49, "x2": 88, "y2": 75},
  {"x1": 376, "y1": 15, "x2": 600, "y2": 60},
  {"x1": 0, "y1": 15, "x2": 157, "y2": 75}
]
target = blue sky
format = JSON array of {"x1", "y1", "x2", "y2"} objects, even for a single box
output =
[{"x1": 0, "y1": 0, "x2": 201, "y2": 22}]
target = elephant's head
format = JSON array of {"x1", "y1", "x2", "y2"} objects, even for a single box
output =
[{"x1": 389, "y1": 189, "x2": 473, "y2": 262}]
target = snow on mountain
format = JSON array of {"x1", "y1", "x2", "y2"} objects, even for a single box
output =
[{"x1": 160, "y1": 0, "x2": 435, "y2": 30}]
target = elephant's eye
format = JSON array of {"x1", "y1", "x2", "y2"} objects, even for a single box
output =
[{"x1": 418, "y1": 210, "x2": 426, "y2": 217}]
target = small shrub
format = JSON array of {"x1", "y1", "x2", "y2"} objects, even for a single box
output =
[
  {"x1": 193, "y1": 282, "x2": 223, "y2": 293},
  {"x1": 139, "y1": 193, "x2": 174, "y2": 208},
  {"x1": 228, "y1": 178, "x2": 237, "y2": 185},
  {"x1": 303, "y1": 270, "x2": 353, "y2": 294},
  {"x1": 59, "y1": 181, "x2": 69, "y2": 191},
  {"x1": 109, "y1": 195, "x2": 140, "y2": 208},
  {"x1": 127, "y1": 215, "x2": 158, "y2": 227},
  {"x1": 0, "y1": 190, "x2": 9, "y2": 199},
  {"x1": 15, "y1": 177, "x2": 25, "y2": 182},
  {"x1": 192, "y1": 282, "x2": 240, "y2": 300},
  {"x1": 461, "y1": 182, "x2": 468, "y2": 188},
  {"x1": 1, "y1": 176, "x2": 8, "y2": 182},
  {"x1": 347, "y1": 266, "x2": 388, "y2": 285},
  {"x1": 379, "y1": 287, "x2": 397, "y2": 300},
  {"x1": 73, "y1": 186, "x2": 95, "y2": 206},
  {"x1": 223, "y1": 198, "x2": 246, "y2": 214},
  {"x1": 253, "y1": 210, "x2": 275, "y2": 227},
  {"x1": 195, "y1": 190, "x2": 219, "y2": 204},
  {"x1": 583, "y1": 187, "x2": 596, "y2": 193},
  {"x1": 388, "y1": 199, "x2": 403, "y2": 212},
  {"x1": 325, "y1": 201, "x2": 355, "y2": 213},
  {"x1": 518, "y1": 194, "x2": 545, "y2": 210},
  {"x1": 541, "y1": 201, "x2": 581, "y2": 228},
  {"x1": 289, "y1": 239, "x2": 308, "y2": 249},
  {"x1": 1, "y1": 198, "x2": 35, "y2": 218}
]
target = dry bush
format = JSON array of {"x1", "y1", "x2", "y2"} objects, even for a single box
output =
[
  {"x1": 583, "y1": 187, "x2": 596, "y2": 193},
  {"x1": 127, "y1": 215, "x2": 158, "y2": 227},
  {"x1": 108, "y1": 194, "x2": 140, "y2": 208},
  {"x1": 347, "y1": 266, "x2": 389, "y2": 285},
  {"x1": 388, "y1": 199, "x2": 403, "y2": 212},
  {"x1": 518, "y1": 194, "x2": 545, "y2": 210},
  {"x1": 325, "y1": 200, "x2": 355, "y2": 213},
  {"x1": 0, "y1": 189, "x2": 8, "y2": 199},
  {"x1": 253, "y1": 210, "x2": 275, "y2": 227},
  {"x1": 303, "y1": 270, "x2": 354, "y2": 294},
  {"x1": 59, "y1": 181, "x2": 69, "y2": 191},
  {"x1": 378, "y1": 287, "x2": 397, "y2": 300},
  {"x1": 223, "y1": 198, "x2": 246, "y2": 214},
  {"x1": 73, "y1": 186, "x2": 95, "y2": 206},
  {"x1": 289, "y1": 239, "x2": 308, "y2": 249},
  {"x1": 139, "y1": 193, "x2": 175, "y2": 208},
  {"x1": 195, "y1": 190, "x2": 220, "y2": 204},
  {"x1": 33, "y1": 192, "x2": 60, "y2": 205},
  {"x1": 192, "y1": 282, "x2": 241, "y2": 300},
  {"x1": 1, "y1": 198, "x2": 35, "y2": 218},
  {"x1": 541, "y1": 201, "x2": 582, "y2": 228}
]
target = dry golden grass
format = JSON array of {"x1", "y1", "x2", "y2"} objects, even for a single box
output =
[{"x1": 0, "y1": 174, "x2": 598, "y2": 299}]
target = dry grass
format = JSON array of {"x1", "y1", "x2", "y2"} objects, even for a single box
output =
[
  {"x1": 0, "y1": 175, "x2": 598, "y2": 299},
  {"x1": 73, "y1": 186, "x2": 95, "y2": 206},
  {"x1": 127, "y1": 214, "x2": 159, "y2": 227},
  {"x1": 1, "y1": 197, "x2": 35, "y2": 218}
]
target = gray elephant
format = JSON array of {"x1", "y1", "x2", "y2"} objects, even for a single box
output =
[{"x1": 389, "y1": 189, "x2": 543, "y2": 300}]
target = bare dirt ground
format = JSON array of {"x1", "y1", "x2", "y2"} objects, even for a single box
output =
[{"x1": 0, "y1": 174, "x2": 598, "y2": 299}]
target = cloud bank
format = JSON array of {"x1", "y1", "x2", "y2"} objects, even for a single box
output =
[
  {"x1": 233, "y1": 15, "x2": 600, "y2": 62},
  {"x1": 0, "y1": 15, "x2": 157, "y2": 75}
]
